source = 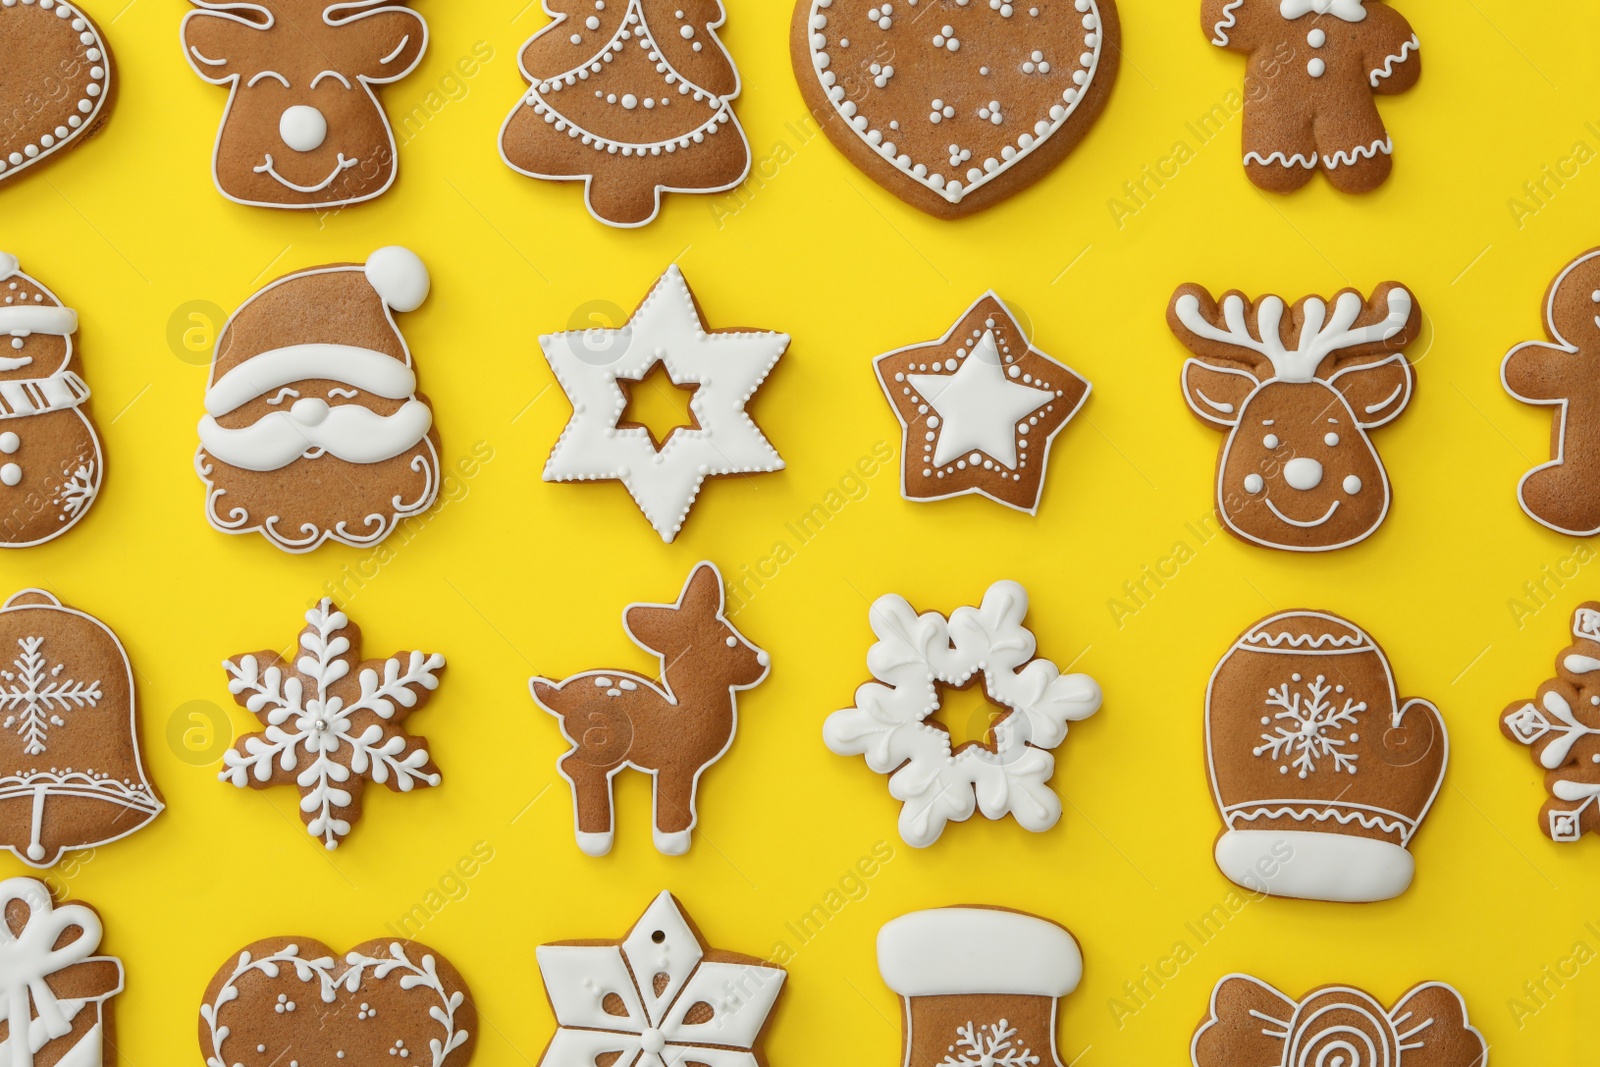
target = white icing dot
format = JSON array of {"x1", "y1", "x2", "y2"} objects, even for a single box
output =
[
  {"x1": 1324, "y1": 432, "x2": 1340, "y2": 447},
  {"x1": 1243, "y1": 474, "x2": 1264, "y2": 494},
  {"x1": 1343, "y1": 475, "x2": 1362, "y2": 494},
  {"x1": 1263, "y1": 434, "x2": 1279, "y2": 449},
  {"x1": 1307, "y1": 58, "x2": 1326, "y2": 78}
]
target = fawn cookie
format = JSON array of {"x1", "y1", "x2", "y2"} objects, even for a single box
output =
[
  {"x1": 200, "y1": 937, "x2": 476, "y2": 1067},
  {"x1": 0, "y1": 253, "x2": 103, "y2": 546},
  {"x1": 1207, "y1": 610, "x2": 1446, "y2": 902},
  {"x1": 500, "y1": 1, "x2": 752, "y2": 228},
  {"x1": 0, "y1": 589, "x2": 161, "y2": 868},
  {"x1": 0, "y1": 0, "x2": 112, "y2": 187},
  {"x1": 825, "y1": 580, "x2": 1101, "y2": 847},
  {"x1": 792, "y1": 0, "x2": 1119, "y2": 218},
  {"x1": 1168, "y1": 282, "x2": 1420, "y2": 552},
  {"x1": 0, "y1": 876, "x2": 123, "y2": 1067},
  {"x1": 180, "y1": 1, "x2": 428, "y2": 210},
  {"x1": 1203, "y1": 0, "x2": 1419, "y2": 193},
  {"x1": 876, "y1": 292, "x2": 1090, "y2": 514},
  {"x1": 879, "y1": 907, "x2": 1081, "y2": 1067},
  {"x1": 1193, "y1": 975, "x2": 1485, "y2": 1067},
  {"x1": 1502, "y1": 602, "x2": 1600, "y2": 843},
  {"x1": 195, "y1": 247, "x2": 441, "y2": 553},
  {"x1": 535, "y1": 891, "x2": 784, "y2": 1067},
  {"x1": 540, "y1": 266, "x2": 786, "y2": 543},
  {"x1": 530, "y1": 563, "x2": 768, "y2": 857},
  {"x1": 219, "y1": 598, "x2": 445, "y2": 850}
]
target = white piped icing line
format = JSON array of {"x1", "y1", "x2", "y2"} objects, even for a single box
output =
[
  {"x1": 1370, "y1": 34, "x2": 1419, "y2": 86},
  {"x1": 1210, "y1": 0, "x2": 1245, "y2": 45},
  {"x1": 1323, "y1": 136, "x2": 1393, "y2": 168},
  {"x1": 0, "y1": 0, "x2": 110, "y2": 181}
]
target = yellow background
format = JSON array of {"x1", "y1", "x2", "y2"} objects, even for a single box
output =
[{"x1": 3, "y1": 0, "x2": 1598, "y2": 1062}]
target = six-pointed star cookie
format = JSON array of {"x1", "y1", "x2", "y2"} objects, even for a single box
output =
[
  {"x1": 541, "y1": 266, "x2": 788, "y2": 542},
  {"x1": 875, "y1": 293, "x2": 1091, "y2": 513}
]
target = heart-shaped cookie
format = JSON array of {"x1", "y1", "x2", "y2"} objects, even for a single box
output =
[
  {"x1": 199, "y1": 938, "x2": 477, "y2": 1067},
  {"x1": 790, "y1": 0, "x2": 1118, "y2": 218},
  {"x1": 0, "y1": 0, "x2": 113, "y2": 186}
]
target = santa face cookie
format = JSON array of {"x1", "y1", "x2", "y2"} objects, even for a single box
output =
[
  {"x1": 180, "y1": 1, "x2": 427, "y2": 210},
  {"x1": 0, "y1": 1, "x2": 112, "y2": 186},
  {"x1": 501, "y1": 1, "x2": 752, "y2": 228},
  {"x1": 195, "y1": 247, "x2": 440, "y2": 553},
  {"x1": 792, "y1": 0, "x2": 1120, "y2": 218},
  {"x1": 200, "y1": 937, "x2": 475, "y2": 1067},
  {"x1": 0, "y1": 254, "x2": 103, "y2": 547},
  {"x1": 0, "y1": 876, "x2": 123, "y2": 1067},
  {"x1": 1204, "y1": 0, "x2": 1420, "y2": 193},
  {"x1": 1168, "y1": 282, "x2": 1420, "y2": 552}
]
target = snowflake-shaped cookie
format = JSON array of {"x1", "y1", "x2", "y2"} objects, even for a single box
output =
[
  {"x1": 219, "y1": 599, "x2": 445, "y2": 849},
  {"x1": 824, "y1": 580, "x2": 1101, "y2": 847}
]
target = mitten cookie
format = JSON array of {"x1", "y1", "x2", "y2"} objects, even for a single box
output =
[
  {"x1": 0, "y1": 0, "x2": 112, "y2": 186},
  {"x1": 0, "y1": 877, "x2": 123, "y2": 1067},
  {"x1": 1167, "y1": 282, "x2": 1421, "y2": 552},
  {"x1": 180, "y1": 1, "x2": 428, "y2": 209},
  {"x1": 791, "y1": 0, "x2": 1120, "y2": 218},
  {"x1": 199, "y1": 937, "x2": 475, "y2": 1067},
  {"x1": 1203, "y1": 0, "x2": 1420, "y2": 193}
]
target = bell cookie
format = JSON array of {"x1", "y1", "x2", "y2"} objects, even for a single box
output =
[
  {"x1": 219, "y1": 597, "x2": 445, "y2": 850},
  {"x1": 791, "y1": 0, "x2": 1120, "y2": 218},
  {"x1": 530, "y1": 562, "x2": 769, "y2": 857},
  {"x1": 180, "y1": 1, "x2": 428, "y2": 209},
  {"x1": 500, "y1": 1, "x2": 752, "y2": 228},
  {"x1": 1203, "y1": 0, "x2": 1419, "y2": 194},
  {"x1": 195, "y1": 246, "x2": 441, "y2": 553},
  {"x1": 1192, "y1": 975, "x2": 1485, "y2": 1067},
  {"x1": 539, "y1": 265, "x2": 786, "y2": 543},
  {"x1": 535, "y1": 891, "x2": 784, "y2": 1067},
  {"x1": 0, "y1": 0, "x2": 112, "y2": 186},
  {"x1": 1168, "y1": 281, "x2": 1420, "y2": 552},
  {"x1": 875, "y1": 292, "x2": 1091, "y2": 514},
  {"x1": 0, "y1": 876, "x2": 123, "y2": 1067},
  {"x1": 824, "y1": 580, "x2": 1101, "y2": 847},
  {"x1": 199, "y1": 937, "x2": 475, "y2": 1067}
]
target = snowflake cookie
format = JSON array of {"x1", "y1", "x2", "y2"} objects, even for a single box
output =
[
  {"x1": 824, "y1": 580, "x2": 1100, "y2": 847},
  {"x1": 219, "y1": 598, "x2": 446, "y2": 850},
  {"x1": 0, "y1": 876, "x2": 123, "y2": 1067},
  {"x1": 535, "y1": 892, "x2": 784, "y2": 1067},
  {"x1": 200, "y1": 936, "x2": 476, "y2": 1067}
]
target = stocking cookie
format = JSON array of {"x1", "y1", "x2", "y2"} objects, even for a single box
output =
[
  {"x1": 0, "y1": 0, "x2": 112, "y2": 186},
  {"x1": 0, "y1": 876, "x2": 123, "y2": 1067},
  {"x1": 1167, "y1": 282, "x2": 1421, "y2": 552},
  {"x1": 195, "y1": 247, "x2": 441, "y2": 552},
  {"x1": 1203, "y1": 0, "x2": 1420, "y2": 193},
  {"x1": 500, "y1": 1, "x2": 751, "y2": 227},
  {"x1": 791, "y1": 0, "x2": 1120, "y2": 218},
  {"x1": 180, "y1": 1, "x2": 428, "y2": 209},
  {"x1": 200, "y1": 937, "x2": 475, "y2": 1067},
  {"x1": 530, "y1": 563, "x2": 769, "y2": 857}
]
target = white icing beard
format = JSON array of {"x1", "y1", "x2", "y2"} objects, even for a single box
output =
[{"x1": 198, "y1": 397, "x2": 433, "y2": 472}]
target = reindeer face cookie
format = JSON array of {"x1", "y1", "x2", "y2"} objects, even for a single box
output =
[
  {"x1": 1168, "y1": 283, "x2": 1420, "y2": 552},
  {"x1": 181, "y1": 1, "x2": 427, "y2": 209},
  {"x1": 0, "y1": 0, "x2": 112, "y2": 186}
]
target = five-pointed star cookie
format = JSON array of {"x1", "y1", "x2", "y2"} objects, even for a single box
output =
[
  {"x1": 541, "y1": 266, "x2": 787, "y2": 542},
  {"x1": 875, "y1": 293, "x2": 1091, "y2": 513}
]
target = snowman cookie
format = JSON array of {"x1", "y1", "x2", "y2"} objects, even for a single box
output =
[{"x1": 0, "y1": 0, "x2": 113, "y2": 186}]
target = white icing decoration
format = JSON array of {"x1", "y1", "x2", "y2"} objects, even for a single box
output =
[
  {"x1": 877, "y1": 908, "x2": 1081, "y2": 997},
  {"x1": 1370, "y1": 35, "x2": 1419, "y2": 86},
  {"x1": 0, "y1": 2, "x2": 111, "y2": 185},
  {"x1": 365, "y1": 246, "x2": 431, "y2": 312},
  {"x1": 1279, "y1": 0, "x2": 1368, "y2": 21},
  {"x1": 1253, "y1": 673, "x2": 1363, "y2": 778},
  {"x1": 278, "y1": 104, "x2": 328, "y2": 152},
  {"x1": 203, "y1": 344, "x2": 419, "y2": 417},
  {"x1": 0, "y1": 635, "x2": 100, "y2": 758},
  {"x1": 0, "y1": 877, "x2": 122, "y2": 1067},
  {"x1": 0, "y1": 307, "x2": 77, "y2": 338},
  {"x1": 200, "y1": 399, "x2": 434, "y2": 472},
  {"x1": 937, "y1": 1022, "x2": 1039, "y2": 1067},
  {"x1": 908, "y1": 331, "x2": 1052, "y2": 468}
]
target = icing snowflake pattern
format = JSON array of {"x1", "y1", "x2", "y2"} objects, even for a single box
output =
[
  {"x1": 0, "y1": 635, "x2": 101, "y2": 756},
  {"x1": 1254, "y1": 673, "x2": 1365, "y2": 779},
  {"x1": 941, "y1": 1021, "x2": 1040, "y2": 1067}
]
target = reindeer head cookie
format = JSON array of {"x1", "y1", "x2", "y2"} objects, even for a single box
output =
[
  {"x1": 1167, "y1": 282, "x2": 1421, "y2": 552},
  {"x1": 180, "y1": 1, "x2": 428, "y2": 209}
]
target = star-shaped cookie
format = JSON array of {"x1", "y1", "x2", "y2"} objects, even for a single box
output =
[
  {"x1": 875, "y1": 294, "x2": 1090, "y2": 513},
  {"x1": 541, "y1": 266, "x2": 787, "y2": 542}
]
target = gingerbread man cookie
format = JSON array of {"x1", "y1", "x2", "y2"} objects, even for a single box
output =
[
  {"x1": 0, "y1": 0, "x2": 113, "y2": 186},
  {"x1": 1203, "y1": 0, "x2": 1419, "y2": 193}
]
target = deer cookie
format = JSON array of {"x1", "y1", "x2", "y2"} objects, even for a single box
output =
[
  {"x1": 180, "y1": 0, "x2": 428, "y2": 210},
  {"x1": 530, "y1": 562, "x2": 769, "y2": 857},
  {"x1": 1167, "y1": 282, "x2": 1421, "y2": 552},
  {"x1": 0, "y1": 0, "x2": 113, "y2": 187},
  {"x1": 0, "y1": 876, "x2": 123, "y2": 1067},
  {"x1": 1203, "y1": 0, "x2": 1419, "y2": 194}
]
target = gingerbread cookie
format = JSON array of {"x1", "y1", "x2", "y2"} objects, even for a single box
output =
[
  {"x1": 540, "y1": 266, "x2": 786, "y2": 542},
  {"x1": 792, "y1": 0, "x2": 1119, "y2": 218},
  {"x1": 1168, "y1": 282, "x2": 1420, "y2": 552},
  {"x1": 200, "y1": 937, "x2": 475, "y2": 1067},
  {"x1": 535, "y1": 892, "x2": 784, "y2": 1067},
  {"x1": 825, "y1": 580, "x2": 1101, "y2": 847},
  {"x1": 1203, "y1": 0, "x2": 1419, "y2": 193},
  {"x1": 1207, "y1": 610, "x2": 1446, "y2": 902},
  {"x1": 531, "y1": 563, "x2": 768, "y2": 857},
  {"x1": 1193, "y1": 975, "x2": 1485, "y2": 1067},
  {"x1": 878, "y1": 907, "x2": 1081, "y2": 1067},
  {"x1": 180, "y1": 1, "x2": 428, "y2": 210},
  {"x1": 501, "y1": 2, "x2": 752, "y2": 228},
  {"x1": 876, "y1": 292, "x2": 1090, "y2": 514},
  {"x1": 0, "y1": 876, "x2": 123, "y2": 1067},
  {"x1": 219, "y1": 598, "x2": 445, "y2": 850},
  {"x1": 0, "y1": 0, "x2": 112, "y2": 187},
  {"x1": 1501, "y1": 602, "x2": 1600, "y2": 843},
  {"x1": 195, "y1": 247, "x2": 441, "y2": 553}
]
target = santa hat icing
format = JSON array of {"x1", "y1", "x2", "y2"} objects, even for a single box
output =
[
  {"x1": 365, "y1": 245, "x2": 430, "y2": 313},
  {"x1": 0, "y1": 252, "x2": 78, "y2": 339},
  {"x1": 877, "y1": 908, "x2": 1082, "y2": 998},
  {"x1": 0, "y1": 253, "x2": 16, "y2": 280}
]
